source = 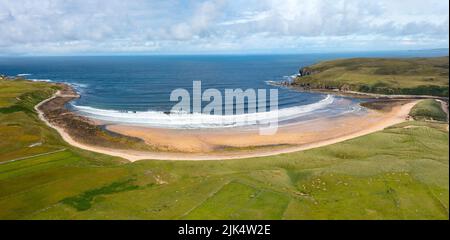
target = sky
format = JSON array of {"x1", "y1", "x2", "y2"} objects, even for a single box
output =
[{"x1": 0, "y1": 0, "x2": 448, "y2": 55}]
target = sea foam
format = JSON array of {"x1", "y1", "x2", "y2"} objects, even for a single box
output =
[
  {"x1": 71, "y1": 95, "x2": 337, "y2": 129},
  {"x1": 29, "y1": 79, "x2": 52, "y2": 82}
]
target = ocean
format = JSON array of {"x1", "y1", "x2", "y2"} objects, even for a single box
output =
[{"x1": 0, "y1": 49, "x2": 447, "y2": 128}]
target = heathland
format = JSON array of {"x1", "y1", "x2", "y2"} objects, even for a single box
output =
[
  {"x1": 294, "y1": 56, "x2": 449, "y2": 97},
  {"x1": 0, "y1": 73, "x2": 448, "y2": 219}
]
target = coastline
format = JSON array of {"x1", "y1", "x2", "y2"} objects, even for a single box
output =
[
  {"x1": 35, "y1": 83, "x2": 158, "y2": 151},
  {"x1": 34, "y1": 82, "x2": 421, "y2": 161},
  {"x1": 270, "y1": 82, "x2": 450, "y2": 101}
]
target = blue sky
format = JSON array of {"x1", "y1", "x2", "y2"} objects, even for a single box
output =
[{"x1": 0, "y1": 0, "x2": 448, "y2": 55}]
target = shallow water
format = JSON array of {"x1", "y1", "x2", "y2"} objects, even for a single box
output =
[{"x1": 0, "y1": 49, "x2": 447, "y2": 128}]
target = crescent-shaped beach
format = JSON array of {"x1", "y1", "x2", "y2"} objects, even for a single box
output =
[{"x1": 35, "y1": 84, "x2": 421, "y2": 161}]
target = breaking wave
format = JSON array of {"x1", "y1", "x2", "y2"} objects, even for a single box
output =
[
  {"x1": 29, "y1": 79, "x2": 52, "y2": 82},
  {"x1": 71, "y1": 95, "x2": 341, "y2": 129},
  {"x1": 16, "y1": 73, "x2": 52, "y2": 82}
]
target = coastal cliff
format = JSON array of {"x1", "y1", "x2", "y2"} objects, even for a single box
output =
[{"x1": 294, "y1": 57, "x2": 449, "y2": 97}]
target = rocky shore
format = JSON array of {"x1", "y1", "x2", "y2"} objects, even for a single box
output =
[
  {"x1": 26, "y1": 80, "x2": 426, "y2": 161},
  {"x1": 275, "y1": 67, "x2": 449, "y2": 102},
  {"x1": 291, "y1": 57, "x2": 449, "y2": 99},
  {"x1": 36, "y1": 83, "x2": 154, "y2": 151}
]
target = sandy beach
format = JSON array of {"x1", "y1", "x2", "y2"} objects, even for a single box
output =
[
  {"x1": 35, "y1": 87, "x2": 420, "y2": 161},
  {"x1": 106, "y1": 105, "x2": 400, "y2": 153}
]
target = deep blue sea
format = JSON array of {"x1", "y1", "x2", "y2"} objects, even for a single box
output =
[{"x1": 0, "y1": 49, "x2": 447, "y2": 128}]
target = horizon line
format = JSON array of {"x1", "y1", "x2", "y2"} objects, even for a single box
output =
[{"x1": 0, "y1": 48, "x2": 448, "y2": 58}]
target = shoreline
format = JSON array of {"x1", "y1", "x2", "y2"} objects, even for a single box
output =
[
  {"x1": 274, "y1": 82, "x2": 450, "y2": 101},
  {"x1": 34, "y1": 82, "x2": 422, "y2": 161}
]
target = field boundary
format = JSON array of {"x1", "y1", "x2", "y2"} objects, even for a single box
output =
[{"x1": 0, "y1": 148, "x2": 67, "y2": 165}]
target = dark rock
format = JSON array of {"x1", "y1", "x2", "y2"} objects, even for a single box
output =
[{"x1": 299, "y1": 67, "x2": 314, "y2": 77}]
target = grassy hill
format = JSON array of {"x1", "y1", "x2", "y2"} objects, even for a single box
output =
[
  {"x1": 410, "y1": 99, "x2": 448, "y2": 122},
  {"x1": 0, "y1": 78, "x2": 448, "y2": 220},
  {"x1": 294, "y1": 57, "x2": 449, "y2": 97}
]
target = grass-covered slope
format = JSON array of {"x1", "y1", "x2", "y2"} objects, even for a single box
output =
[
  {"x1": 0, "y1": 78, "x2": 448, "y2": 220},
  {"x1": 410, "y1": 99, "x2": 448, "y2": 122},
  {"x1": 294, "y1": 57, "x2": 449, "y2": 97},
  {"x1": 0, "y1": 79, "x2": 64, "y2": 162}
]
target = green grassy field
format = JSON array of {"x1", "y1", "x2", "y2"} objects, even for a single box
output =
[
  {"x1": 0, "y1": 78, "x2": 448, "y2": 220},
  {"x1": 294, "y1": 57, "x2": 449, "y2": 96}
]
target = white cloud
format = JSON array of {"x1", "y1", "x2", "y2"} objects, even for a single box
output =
[
  {"x1": 169, "y1": 0, "x2": 224, "y2": 40},
  {"x1": 0, "y1": 0, "x2": 448, "y2": 55},
  {"x1": 219, "y1": 11, "x2": 271, "y2": 26}
]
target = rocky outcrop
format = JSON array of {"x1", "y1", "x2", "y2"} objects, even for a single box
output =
[
  {"x1": 298, "y1": 67, "x2": 315, "y2": 77},
  {"x1": 340, "y1": 84, "x2": 352, "y2": 91},
  {"x1": 37, "y1": 83, "x2": 154, "y2": 151}
]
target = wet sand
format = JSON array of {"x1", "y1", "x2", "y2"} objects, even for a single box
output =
[
  {"x1": 106, "y1": 114, "x2": 378, "y2": 153},
  {"x1": 100, "y1": 101, "x2": 418, "y2": 160},
  {"x1": 63, "y1": 101, "x2": 417, "y2": 161},
  {"x1": 35, "y1": 85, "x2": 419, "y2": 161}
]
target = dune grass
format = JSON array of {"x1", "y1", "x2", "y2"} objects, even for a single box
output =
[
  {"x1": 410, "y1": 99, "x2": 448, "y2": 122},
  {"x1": 0, "y1": 78, "x2": 448, "y2": 220},
  {"x1": 294, "y1": 57, "x2": 449, "y2": 97}
]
